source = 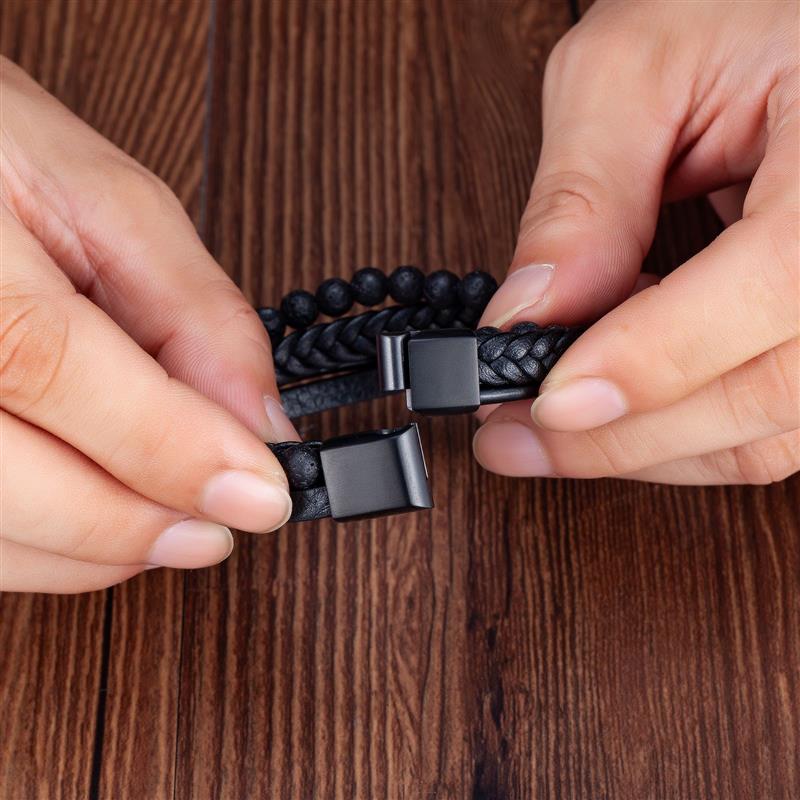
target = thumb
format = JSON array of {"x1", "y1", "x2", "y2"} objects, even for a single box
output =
[{"x1": 480, "y1": 25, "x2": 684, "y2": 329}]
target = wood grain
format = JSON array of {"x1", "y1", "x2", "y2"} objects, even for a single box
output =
[{"x1": 1, "y1": 1, "x2": 798, "y2": 799}]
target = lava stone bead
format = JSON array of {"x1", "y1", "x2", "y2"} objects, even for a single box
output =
[
  {"x1": 457, "y1": 270, "x2": 498, "y2": 310},
  {"x1": 350, "y1": 267, "x2": 389, "y2": 306},
  {"x1": 388, "y1": 265, "x2": 425, "y2": 305},
  {"x1": 257, "y1": 306, "x2": 286, "y2": 344},
  {"x1": 423, "y1": 269, "x2": 460, "y2": 309},
  {"x1": 274, "y1": 444, "x2": 323, "y2": 490},
  {"x1": 280, "y1": 289, "x2": 317, "y2": 329},
  {"x1": 316, "y1": 277, "x2": 354, "y2": 317}
]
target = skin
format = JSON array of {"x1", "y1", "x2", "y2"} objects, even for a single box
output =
[
  {"x1": 474, "y1": 0, "x2": 799, "y2": 487},
  {"x1": 2, "y1": 1, "x2": 797, "y2": 592},
  {"x1": 1, "y1": 58, "x2": 299, "y2": 593}
]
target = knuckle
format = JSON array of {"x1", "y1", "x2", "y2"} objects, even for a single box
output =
[
  {"x1": 0, "y1": 292, "x2": 70, "y2": 411},
  {"x1": 728, "y1": 435, "x2": 800, "y2": 485},
  {"x1": 520, "y1": 170, "x2": 604, "y2": 239},
  {"x1": 545, "y1": 14, "x2": 650, "y2": 87},
  {"x1": 211, "y1": 279, "x2": 272, "y2": 356},
  {"x1": 98, "y1": 156, "x2": 188, "y2": 232},
  {"x1": 581, "y1": 425, "x2": 641, "y2": 477},
  {"x1": 650, "y1": 333, "x2": 697, "y2": 398},
  {"x1": 103, "y1": 380, "x2": 177, "y2": 477},
  {"x1": 717, "y1": 345, "x2": 800, "y2": 435},
  {"x1": 545, "y1": 32, "x2": 580, "y2": 81},
  {"x1": 64, "y1": 505, "x2": 171, "y2": 565},
  {"x1": 754, "y1": 346, "x2": 799, "y2": 429}
]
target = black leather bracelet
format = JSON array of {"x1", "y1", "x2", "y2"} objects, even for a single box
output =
[
  {"x1": 269, "y1": 425, "x2": 432, "y2": 522},
  {"x1": 277, "y1": 322, "x2": 582, "y2": 419},
  {"x1": 263, "y1": 266, "x2": 582, "y2": 523},
  {"x1": 377, "y1": 322, "x2": 583, "y2": 413}
]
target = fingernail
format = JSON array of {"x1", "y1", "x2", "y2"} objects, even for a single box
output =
[
  {"x1": 148, "y1": 519, "x2": 233, "y2": 568},
  {"x1": 532, "y1": 377, "x2": 627, "y2": 431},
  {"x1": 481, "y1": 263, "x2": 555, "y2": 328},
  {"x1": 472, "y1": 421, "x2": 554, "y2": 477},
  {"x1": 201, "y1": 471, "x2": 292, "y2": 532},
  {"x1": 264, "y1": 396, "x2": 300, "y2": 442}
]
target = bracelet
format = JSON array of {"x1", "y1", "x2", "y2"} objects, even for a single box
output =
[
  {"x1": 377, "y1": 322, "x2": 582, "y2": 413},
  {"x1": 276, "y1": 322, "x2": 582, "y2": 419},
  {"x1": 258, "y1": 265, "x2": 498, "y2": 346},
  {"x1": 262, "y1": 266, "x2": 582, "y2": 523},
  {"x1": 268, "y1": 425, "x2": 432, "y2": 522}
]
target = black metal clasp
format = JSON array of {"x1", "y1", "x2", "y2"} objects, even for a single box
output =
[
  {"x1": 377, "y1": 329, "x2": 537, "y2": 414},
  {"x1": 378, "y1": 330, "x2": 481, "y2": 414},
  {"x1": 320, "y1": 424, "x2": 433, "y2": 521}
]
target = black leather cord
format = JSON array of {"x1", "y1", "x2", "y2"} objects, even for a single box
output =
[{"x1": 280, "y1": 371, "x2": 380, "y2": 419}]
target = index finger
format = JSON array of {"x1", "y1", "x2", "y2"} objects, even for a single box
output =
[{"x1": 1, "y1": 58, "x2": 297, "y2": 443}]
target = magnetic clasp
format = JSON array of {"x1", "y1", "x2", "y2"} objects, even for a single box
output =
[
  {"x1": 319, "y1": 424, "x2": 433, "y2": 521},
  {"x1": 377, "y1": 329, "x2": 481, "y2": 414}
]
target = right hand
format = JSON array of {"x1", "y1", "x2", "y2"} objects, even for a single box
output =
[{"x1": 1, "y1": 58, "x2": 298, "y2": 594}]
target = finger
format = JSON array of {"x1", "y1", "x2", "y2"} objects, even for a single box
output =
[
  {"x1": 479, "y1": 13, "x2": 688, "y2": 329},
  {"x1": 531, "y1": 76, "x2": 798, "y2": 432},
  {"x1": 1, "y1": 216, "x2": 292, "y2": 533},
  {"x1": 1, "y1": 58, "x2": 296, "y2": 442},
  {"x1": 473, "y1": 338, "x2": 799, "y2": 478},
  {"x1": 0, "y1": 539, "x2": 145, "y2": 594},
  {"x1": 619, "y1": 431, "x2": 800, "y2": 486},
  {"x1": 1, "y1": 411, "x2": 233, "y2": 567}
]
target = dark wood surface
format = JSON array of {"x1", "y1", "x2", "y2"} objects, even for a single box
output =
[{"x1": 1, "y1": 2, "x2": 798, "y2": 798}]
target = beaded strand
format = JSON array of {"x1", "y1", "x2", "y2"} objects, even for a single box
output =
[{"x1": 257, "y1": 266, "x2": 498, "y2": 345}]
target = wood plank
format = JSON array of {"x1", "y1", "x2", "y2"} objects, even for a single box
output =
[{"x1": 0, "y1": 1, "x2": 208, "y2": 797}]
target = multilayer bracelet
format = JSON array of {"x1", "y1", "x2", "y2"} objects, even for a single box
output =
[{"x1": 263, "y1": 266, "x2": 582, "y2": 523}]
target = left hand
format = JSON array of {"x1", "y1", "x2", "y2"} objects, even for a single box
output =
[{"x1": 473, "y1": 0, "x2": 799, "y2": 486}]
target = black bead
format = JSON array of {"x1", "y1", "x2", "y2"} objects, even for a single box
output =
[
  {"x1": 388, "y1": 265, "x2": 425, "y2": 304},
  {"x1": 281, "y1": 290, "x2": 318, "y2": 329},
  {"x1": 273, "y1": 444, "x2": 323, "y2": 490},
  {"x1": 457, "y1": 270, "x2": 498, "y2": 310},
  {"x1": 257, "y1": 306, "x2": 286, "y2": 344},
  {"x1": 350, "y1": 267, "x2": 388, "y2": 306},
  {"x1": 316, "y1": 277, "x2": 354, "y2": 317},
  {"x1": 424, "y1": 269, "x2": 460, "y2": 309}
]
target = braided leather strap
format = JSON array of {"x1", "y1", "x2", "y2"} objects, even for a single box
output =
[
  {"x1": 476, "y1": 323, "x2": 583, "y2": 388},
  {"x1": 278, "y1": 322, "x2": 582, "y2": 418},
  {"x1": 274, "y1": 303, "x2": 479, "y2": 385}
]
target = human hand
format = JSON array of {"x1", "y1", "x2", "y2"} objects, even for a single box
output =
[
  {"x1": 1, "y1": 58, "x2": 298, "y2": 593},
  {"x1": 474, "y1": 0, "x2": 799, "y2": 485}
]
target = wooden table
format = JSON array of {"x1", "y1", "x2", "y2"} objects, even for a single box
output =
[{"x1": 2, "y1": 2, "x2": 798, "y2": 798}]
